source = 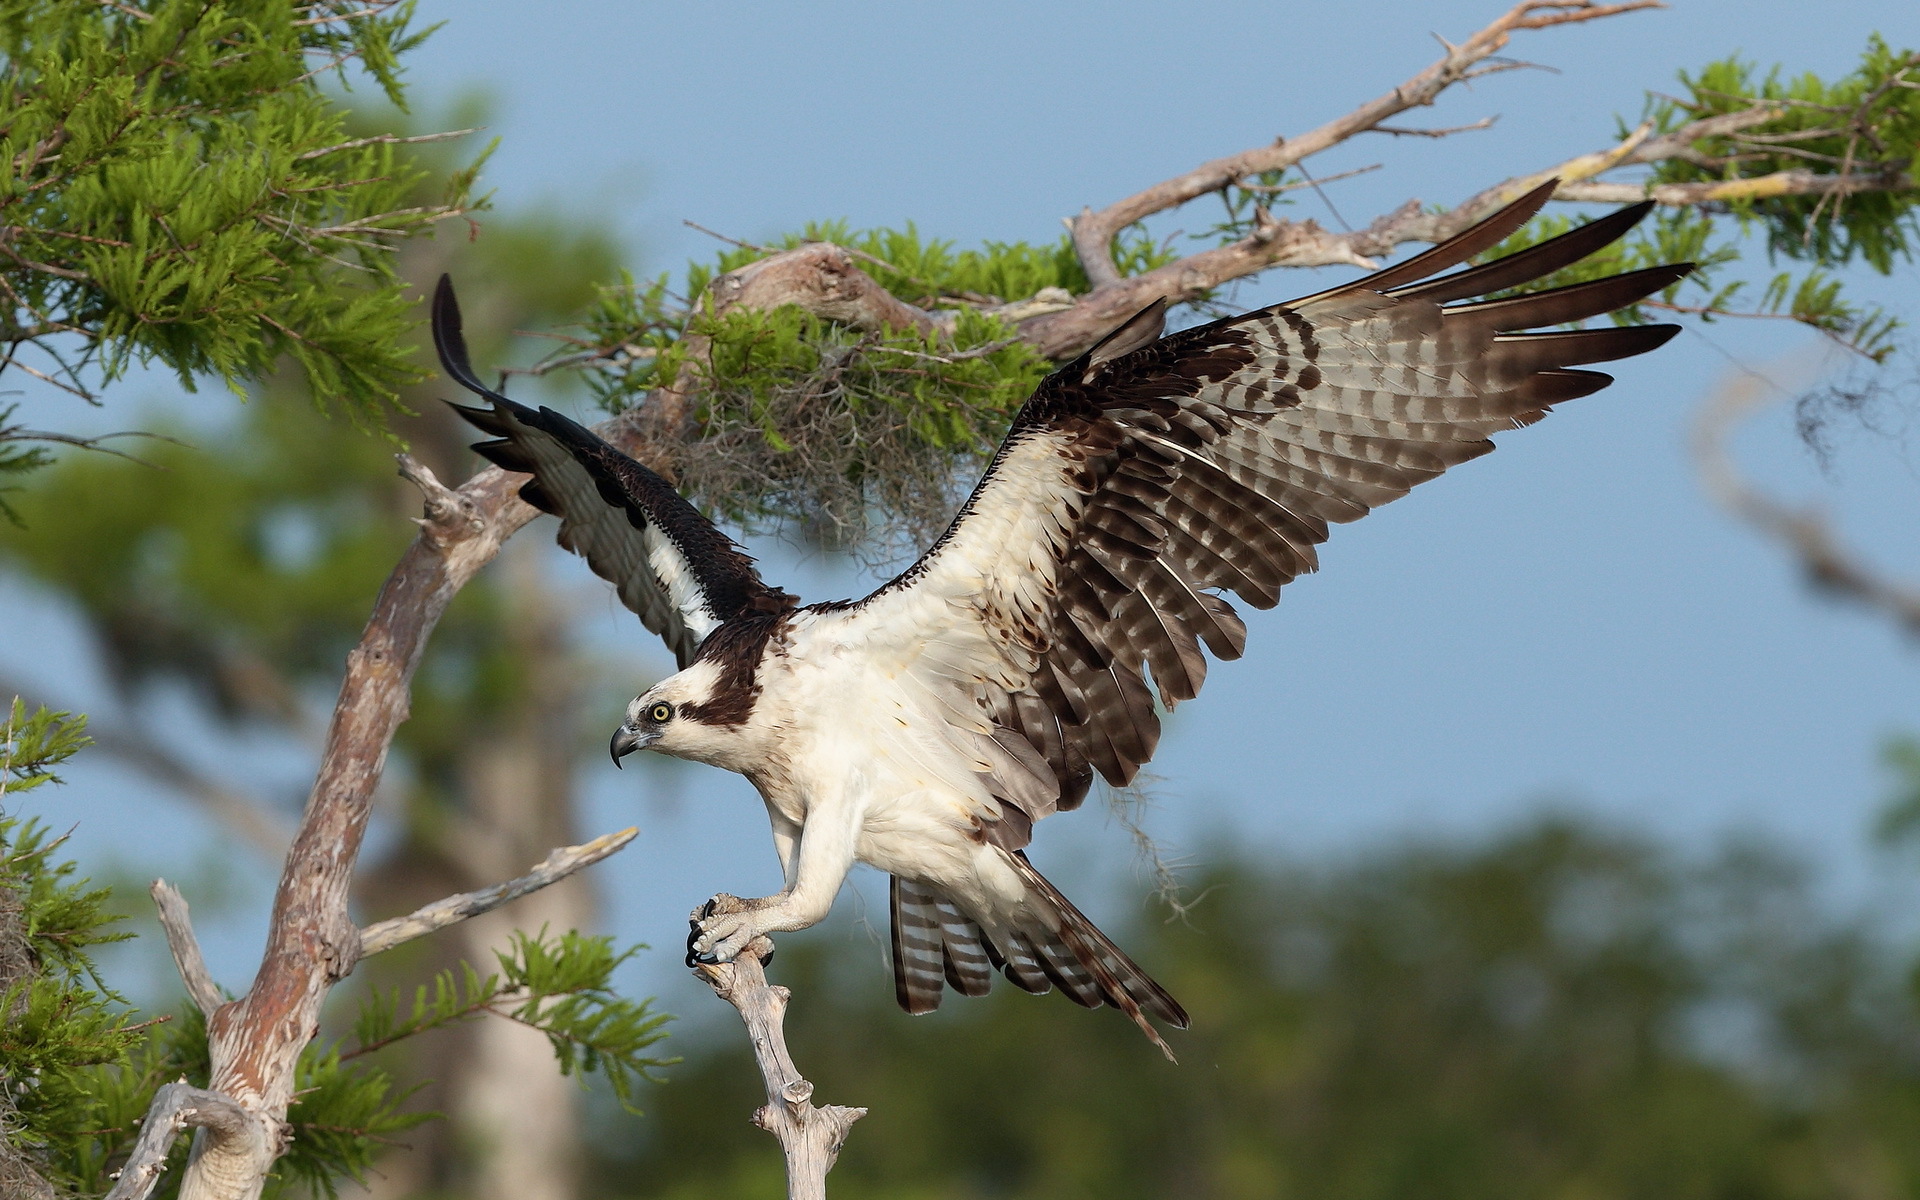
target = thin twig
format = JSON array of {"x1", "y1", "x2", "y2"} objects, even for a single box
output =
[
  {"x1": 1235, "y1": 163, "x2": 1384, "y2": 194},
  {"x1": 684, "y1": 219, "x2": 775, "y2": 256},
  {"x1": 358, "y1": 827, "x2": 639, "y2": 956},
  {"x1": 1370, "y1": 116, "x2": 1501, "y2": 138},
  {"x1": 294, "y1": 128, "x2": 479, "y2": 162}
]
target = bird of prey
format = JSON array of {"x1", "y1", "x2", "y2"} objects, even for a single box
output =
[{"x1": 434, "y1": 181, "x2": 1687, "y2": 1056}]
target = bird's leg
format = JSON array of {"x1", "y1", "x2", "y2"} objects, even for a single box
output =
[
  {"x1": 684, "y1": 812, "x2": 803, "y2": 965},
  {"x1": 690, "y1": 802, "x2": 857, "y2": 964}
]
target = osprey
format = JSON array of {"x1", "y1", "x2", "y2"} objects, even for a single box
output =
[{"x1": 435, "y1": 183, "x2": 1687, "y2": 1056}]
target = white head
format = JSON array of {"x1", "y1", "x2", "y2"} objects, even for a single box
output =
[{"x1": 607, "y1": 661, "x2": 755, "y2": 771}]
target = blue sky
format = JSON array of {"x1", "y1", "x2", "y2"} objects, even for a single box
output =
[{"x1": 6, "y1": 0, "x2": 1919, "y2": 1018}]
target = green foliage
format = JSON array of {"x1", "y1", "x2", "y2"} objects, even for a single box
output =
[
  {"x1": 0, "y1": 697, "x2": 89, "y2": 799},
  {"x1": 0, "y1": 0, "x2": 494, "y2": 553},
  {"x1": 347, "y1": 931, "x2": 671, "y2": 1115},
  {"x1": 577, "y1": 229, "x2": 1077, "y2": 552},
  {"x1": 594, "y1": 820, "x2": 1920, "y2": 1200},
  {"x1": 0, "y1": 703, "x2": 140, "y2": 1196},
  {"x1": 0, "y1": 0, "x2": 484, "y2": 445},
  {"x1": 1649, "y1": 37, "x2": 1920, "y2": 274},
  {"x1": 272, "y1": 1042, "x2": 433, "y2": 1199},
  {"x1": 1522, "y1": 35, "x2": 1920, "y2": 361}
]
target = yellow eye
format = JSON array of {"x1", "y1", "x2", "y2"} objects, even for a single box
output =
[{"x1": 648, "y1": 702, "x2": 673, "y2": 723}]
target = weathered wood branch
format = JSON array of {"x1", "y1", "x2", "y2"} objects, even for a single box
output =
[
  {"x1": 694, "y1": 935, "x2": 866, "y2": 1200},
  {"x1": 150, "y1": 880, "x2": 223, "y2": 1018},
  {"x1": 113, "y1": 451, "x2": 648, "y2": 1200},
  {"x1": 1066, "y1": 0, "x2": 1663, "y2": 289},
  {"x1": 104, "y1": 1084, "x2": 258, "y2": 1200},
  {"x1": 1554, "y1": 167, "x2": 1912, "y2": 205},
  {"x1": 164, "y1": 459, "x2": 539, "y2": 1200},
  {"x1": 358, "y1": 826, "x2": 638, "y2": 956},
  {"x1": 1694, "y1": 372, "x2": 1920, "y2": 637},
  {"x1": 704, "y1": 242, "x2": 938, "y2": 337}
]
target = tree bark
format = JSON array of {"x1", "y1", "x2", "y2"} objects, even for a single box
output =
[{"x1": 694, "y1": 937, "x2": 866, "y2": 1200}]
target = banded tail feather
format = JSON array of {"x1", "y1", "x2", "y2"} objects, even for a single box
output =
[{"x1": 889, "y1": 858, "x2": 1188, "y2": 1059}]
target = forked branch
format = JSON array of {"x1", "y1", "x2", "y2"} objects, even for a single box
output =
[
  {"x1": 1066, "y1": 0, "x2": 1667, "y2": 289},
  {"x1": 694, "y1": 936, "x2": 867, "y2": 1200},
  {"x1": 113, "y1": 454, "x2": 636, "y2": 1200}
]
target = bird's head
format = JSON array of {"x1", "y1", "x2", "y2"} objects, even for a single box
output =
[{"x1": 608, "y1": 661, "x2": 749, "y2": 770}]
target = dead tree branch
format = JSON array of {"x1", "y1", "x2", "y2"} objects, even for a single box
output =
[
  {"x1": 693, "y1": 934, "x2": 866, "y2": 1200},
  {"x1": 151, "y1": 880, "x2": 223, "y2": 1017},
  {"x1": 358, "y1": 826, "x2": 638, "y2": 956},
  {"x1": 1064, "y1": 0, "x2": 1665, "y2": 291},
  {"x1": 103, "y1": 1083, "x2": 258, "y2": 1200},
  {"x1": 113, "y1": 451, "x2": 647, "y2": 1200},
  {"x1": 1554, "y1": 167, "x2": 1910, "y2": 206},
  {"x1": 1694, "y1": 372, "x2": 1920, "y2": 636}
]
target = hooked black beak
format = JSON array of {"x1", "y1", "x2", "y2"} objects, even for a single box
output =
[{"x1": 610, "y1": 723, "x2": 653, "y2": 768}]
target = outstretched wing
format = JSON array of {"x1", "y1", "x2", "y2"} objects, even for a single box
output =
[
  {"x1": 433, "y1": 276, "x2": 792, "y2": 667},
  {"x1": 835, "y1": 182, "x2": 1689, "y2": 819}
]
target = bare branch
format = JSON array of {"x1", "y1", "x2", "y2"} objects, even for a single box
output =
[
  {"x1": 1694, "y1": 372, "x2": 1920, "y2": 636},
  {"x1": 397, "y1": 452, "x2": 489, "y2": 547},
  {"x1": 294, "y1": 128, "x2": 479, "y2": 162},
  {"x1": 1021, "y1": 104, "x2": 1913, "y2": 361},
  {"x1": 150, "y1": 880, "x2": 223, "y2": 1018},
  {"x1": 1555, "y1": 167, "x2": 1911, "y2": 206},
  {"x1": 693, "y1": 929, "x2": 866, "y2": 1200},
  {"x1": 702, "y1": 242, "x2": 938, "y2": 338},
  {"x1": 1370, "y1": 116, "x2": 1501, "y2": 138},
  {"x1": 358, "y1": 827, "x2": 639, "y2": 956},
  {"x1": 155, "y1": 452, "x2": 547, "y2": 1199},
  {"x1": 1066, "y1": 0, "x2": 1662, "y2": 286},
  {"x1": 103, "y1": 1083, "x2": 261, "y2": 1200}
]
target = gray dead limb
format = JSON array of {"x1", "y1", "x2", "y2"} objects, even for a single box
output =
[
  {"x1": 694, "y1": 935, "x2": 866, "y2": 1200},
  {"x1": 103, "y1": 1083, "x2": 261, "y2": 1200},
  {"x1": 150, "y1": 880, "x2": 222, "y2": 1017},
  {"x1": 358, "y1": 827, "x2": 639, "y2": 956},
  {"x1": 108, "y1": 457, "x2": 637, "y2": 1200}
]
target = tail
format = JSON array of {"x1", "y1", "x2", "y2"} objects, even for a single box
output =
[{"x1": 888, "y1": 856, "x2": 1188, "y2": 1060}]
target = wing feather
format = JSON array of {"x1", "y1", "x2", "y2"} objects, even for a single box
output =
[
  {"x1": 433, "y1": 276, "x2": 792, "y2": 666},
  {"x1": 829, "y1": 183, "x2": 1689, "y2": 801}
]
